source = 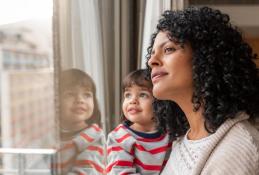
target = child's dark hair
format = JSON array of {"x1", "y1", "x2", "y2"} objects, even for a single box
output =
[
  {"x1": 60, "y1": 68, "x2": 101, "y2": 125},
  {"x1": 121, "y1": 69, "x2": 154, "y2": 125},
  {"x1": 122, "y1": 69, "x2": 153, "y2": 91}
]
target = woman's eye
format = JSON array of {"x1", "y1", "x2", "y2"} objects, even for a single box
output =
[{"x1": 164, "y1": 47, "x2": 176, "y2": 53}]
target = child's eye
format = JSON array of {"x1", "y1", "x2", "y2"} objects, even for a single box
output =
[
  {"x1": 164, "y1": 47, "x2": 176, "y2": 54},
  {"x1": 139, "y1": 92, "x2": 149, "y2": 98},
  {"x1": 124, "y1": 92, "x2": 132, "y2": 99},
  {"x1": 83, "y1": 92, "x2": 93, "y2": 98},
  {"x1": 63, "y1": 91, "x2": 75, "y2": 98}
]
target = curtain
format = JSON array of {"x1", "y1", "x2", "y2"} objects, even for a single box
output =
[
  {"x1": 55, "y1": 0, "x2": 182, "y2": 132},
  {"x1": 56, "y1": 0, "x2": 107, "y2": 132},
  {"x1": 99, "y1": 0, "x2": 146, "y2": 131},
  {"x1": 140, "y1": 0, "x2": 188, "y2": 68}
]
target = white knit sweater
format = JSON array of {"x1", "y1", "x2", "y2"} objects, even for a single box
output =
[{"x1": 161, "y1": 112, "x2": 259, "y2": 175}]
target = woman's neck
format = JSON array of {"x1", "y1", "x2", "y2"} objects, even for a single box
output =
[
  {"x1": 173, "y1": 94, "x2": 209, "y2": 140},
  {"x1": 186, "y1": 113, "x2": 209, "y2": 140}
]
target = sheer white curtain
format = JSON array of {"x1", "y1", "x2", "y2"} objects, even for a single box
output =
[
  {"x1": 141, "y1": 0, "x2": 188, "y2": 68},
  {"x1": 57, "y1": 0, "x2": 106, "y2": 131},
  {"x1": 141, "y1": 0, "x2": 171, "y2": 68}
]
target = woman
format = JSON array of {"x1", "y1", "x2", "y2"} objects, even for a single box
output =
[{"x1": 147, "y1": 6, "x2": 259, "y2": 175}]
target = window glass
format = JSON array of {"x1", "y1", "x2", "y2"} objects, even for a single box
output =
[{"x1": 0, "y1": 0, "x2": 56, "y2": 173}]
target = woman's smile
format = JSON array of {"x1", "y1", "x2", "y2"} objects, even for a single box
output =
[{"x1": 151, "y1": 69, "x2": 168, "y2": 84}]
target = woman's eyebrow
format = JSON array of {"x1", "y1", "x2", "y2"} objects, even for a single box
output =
[{"x1": 151, "y1": 40, "x2": 172, "y2": 55}]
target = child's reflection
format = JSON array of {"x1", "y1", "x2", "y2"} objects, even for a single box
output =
[{"x1": 54, "y1": 68, "x2": 105, "y2": 175}]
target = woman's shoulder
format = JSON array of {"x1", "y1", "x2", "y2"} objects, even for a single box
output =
[
  {"x1": 225, "y1": 114, "x2": 259, "y2": 140},
  {"x1": 202, "y1": 121, "x2": 259, "y2": 174},
  {"x1": 201, "y1": 117, "x2": 259, "y2": 174},
  {"x1": 210, "y1": 117, "x2": 259, "y2": 160},
  {"x1": 218, "y1": 112, "x2": 259, "y2": 147},
  {"x1": 225, "y1": 119, "x2": 259, "y2": 149}
]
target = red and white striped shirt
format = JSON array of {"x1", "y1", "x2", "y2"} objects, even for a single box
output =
[
  {"x1": 106, "y1": 123, "x2": 172, "y2": 175},
  {"x1": 53, "y1": 124, "x2": 105, "y2": 175}
]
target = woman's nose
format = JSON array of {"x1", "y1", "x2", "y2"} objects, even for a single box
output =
[{"x1": 148, "y1": 54, "x2": 161, "y2": 68}]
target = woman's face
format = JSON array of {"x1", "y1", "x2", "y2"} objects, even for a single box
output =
[{"x1": 148, "y1": 31, "x2": 193, "y2": 100}]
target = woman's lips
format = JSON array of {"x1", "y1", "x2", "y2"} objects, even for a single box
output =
[{"x1": 151, "y1": 71, "x2": 168, "y2": 83}]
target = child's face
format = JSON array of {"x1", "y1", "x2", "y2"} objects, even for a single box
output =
[
  {"x1": 61, "y1": 85, "x2": 94, "y2": 130},
  {"x1": 122, "y1": 85, "x2": 154, "y2": 129}
]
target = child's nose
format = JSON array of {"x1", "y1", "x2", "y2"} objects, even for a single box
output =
[
  {"x1": 75, "y1": 94, "x2": 84, "y2": 103},
  {"x1": 129, "y1": 96, "x2": 138, "y2": 104}
]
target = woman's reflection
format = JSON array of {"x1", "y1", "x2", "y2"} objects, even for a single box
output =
[{"x1": 54, "y1": 68, "x2": 105, "y2": 174}]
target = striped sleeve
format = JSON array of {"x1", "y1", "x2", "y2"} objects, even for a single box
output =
[
  {"x1": 72, "y1": 124, "x2": 106, "y2": 174},
  {"x1": 106, "y1": 124, "x2": 140, "y2": 175},
  {"x1": 51, "y1": 141, "x2": 77, "y2": 174},
  {"x1": 53, "y1": 124, "x2": 106, "y2": 175},
  {"x1": 73, "y1": 124, "x2": 103, "y2": 152}
]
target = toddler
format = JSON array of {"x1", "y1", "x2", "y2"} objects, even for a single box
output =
[
  {"x1": 53, "y1": 68, "x2": 105, "y2": 175},
  {"x1": 106, "y1": 69, "x2": 172, "y2": 175}
]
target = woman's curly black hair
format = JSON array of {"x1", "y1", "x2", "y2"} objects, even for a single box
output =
[{"x1": 146, "y1": 6, "x2": 259, "y2": 139}]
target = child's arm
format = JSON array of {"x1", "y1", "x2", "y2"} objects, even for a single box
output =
[
  {"x1": 106, "y1": 126, "x2": 141, "y2": 175},
  {"x1": 51, "y1": 141, "x2": 78, "y2": 174},
  {"x1": 106, "y1": 147, "x2": 140, "y2": 175},
  {"x1": 71, "y1": 140, "x2": 105, "y2": 174},
  {"x1": 54, "y1": 124, "x2": 105, "y2": 175},
  {"x1": 69, "y1": 124, "x2": 106, "y2": 174}
]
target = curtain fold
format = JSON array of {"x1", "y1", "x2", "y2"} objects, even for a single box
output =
[
  {"x1": 140, "y1": 0, "x2": 188, "y2": 68},
  {"x1": 56, "y1": 0, "x2": 106, "y2": 133},
  {"x1": 141, "y1": 0, "x2": 171, "y2": 68},
  {"x1": 99, "y1": 0, "x2": 146, "y2": 131}
]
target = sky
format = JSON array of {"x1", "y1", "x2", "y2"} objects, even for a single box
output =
[{"x1": 0, "y1": 0, "x2": 52, "y2": 25}]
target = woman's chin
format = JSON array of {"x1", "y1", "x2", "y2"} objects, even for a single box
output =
[{"x1": 153, "y1": 86, "x2": 170, "y2": 100}]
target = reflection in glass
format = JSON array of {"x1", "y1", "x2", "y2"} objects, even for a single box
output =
[{"x1": 54, "y1": 69, "x2": 105, "y2": 174}]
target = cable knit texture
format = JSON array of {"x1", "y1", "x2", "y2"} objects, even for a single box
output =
[{"x1": 161, "y1": 112, "x2": 259, "y2": 175}]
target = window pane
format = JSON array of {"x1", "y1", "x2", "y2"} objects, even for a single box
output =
[{"x1": 0, "y1": 0, "x2": 56, "y2": 173}]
